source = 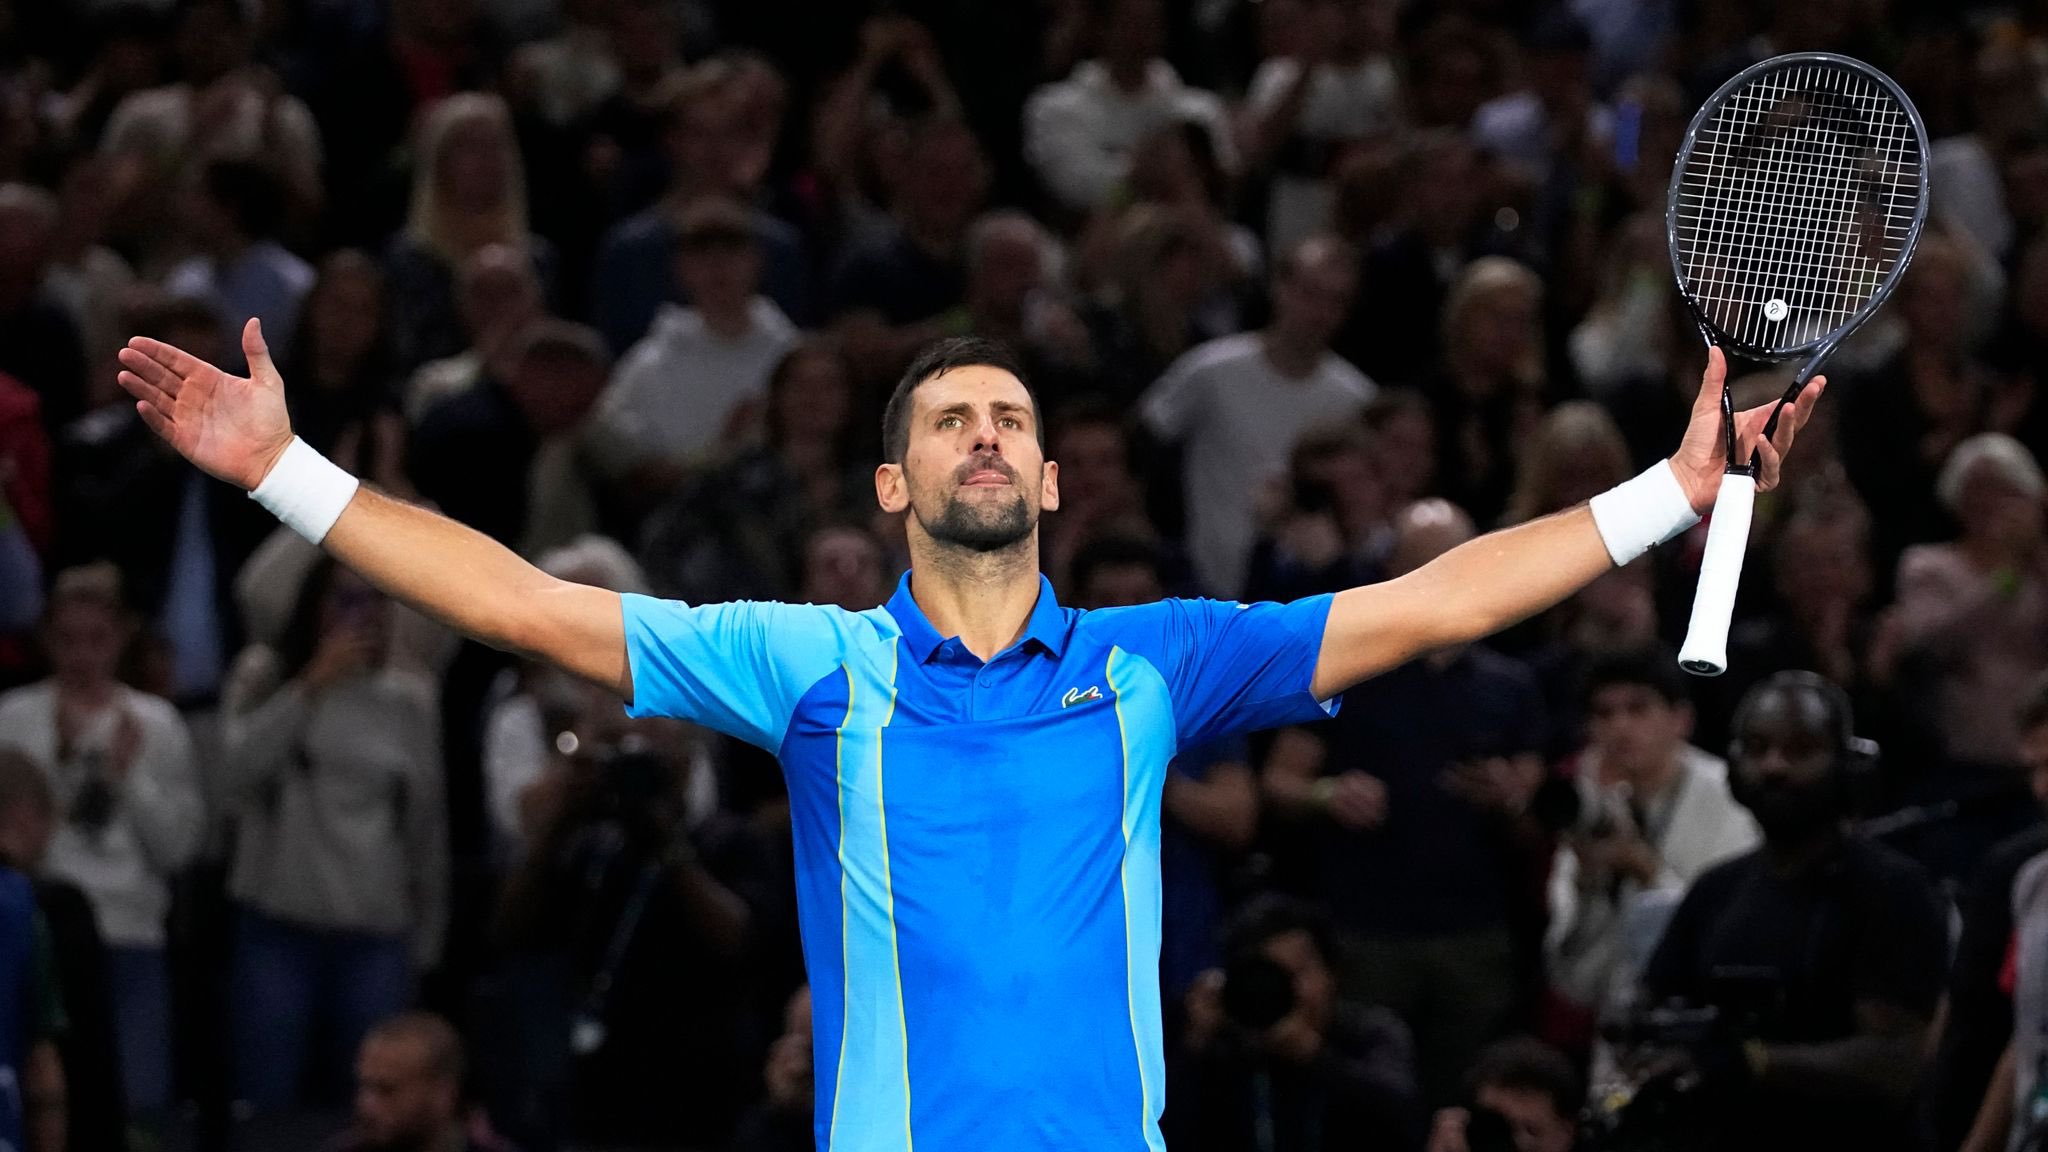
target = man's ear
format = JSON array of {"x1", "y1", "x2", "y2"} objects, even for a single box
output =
[
  {"x1": 876, "y1": 463, "x2": 908, "y2": 514},
  {"x1": 1041, "y1": 459, "x2": 1060, "y2": 513}
]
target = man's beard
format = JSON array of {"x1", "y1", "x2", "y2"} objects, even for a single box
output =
[
  {"x1": 921, "y1": 456, "x2": 1035, "y2": 552},
  {"x1": 1737, "y1": 777, "x2": 1843, "y2": 844}
]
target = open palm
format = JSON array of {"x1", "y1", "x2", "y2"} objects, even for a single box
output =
[
  {"x1": 1667, "y1": 346, "x2": 1827, "y2": 515},
  {"x1": 116, "y1": 318, "x2": 295, "y2": 492}
]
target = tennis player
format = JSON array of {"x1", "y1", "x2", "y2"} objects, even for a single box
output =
[{"x1": 117, "y1": 323, "x2": 1816, "y2": 1152}]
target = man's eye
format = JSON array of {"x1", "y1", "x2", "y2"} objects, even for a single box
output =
[
  {"x1": 999, "y1": 417, "x2": 1021, "y2": 429},
  {"x1": 939, "y1": 415, "x2": 962, "y2": 429}
]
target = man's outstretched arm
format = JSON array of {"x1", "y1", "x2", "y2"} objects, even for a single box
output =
[
  {"x1": 118, "y1": 319, "x2": 633, "y2": 700},
  {"x1": 1309, "y1": 349, "x2": 1823, "y2": 701}
]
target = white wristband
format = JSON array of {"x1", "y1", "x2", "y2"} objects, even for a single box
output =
[
  {"x1": 1589, "y1": 461, "x2": 1701, "y2": 567},
  {"x1": 248, "y1": 436, "x2": 360, "y2": 545}
]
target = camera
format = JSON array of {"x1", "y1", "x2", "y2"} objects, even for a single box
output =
[
  {"x1": 1585, "y1": 970, "x2": 1783, "y2": 1151},
  {"x1": 1219, "y1": 950, "x2": 1295, "y2": 1032}
]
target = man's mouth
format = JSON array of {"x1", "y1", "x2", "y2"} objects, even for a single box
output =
[{"x1": 962, "y1": 469, "x2": 1012, "y2": 486}]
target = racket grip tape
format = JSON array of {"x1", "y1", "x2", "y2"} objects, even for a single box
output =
[{"x1": 1677, "y1": 473, "x2": 1757, "y2": 677}]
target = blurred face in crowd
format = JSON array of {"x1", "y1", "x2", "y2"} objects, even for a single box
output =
[
  {"x1": 1773, "y1": 516, "x2": 1870, "y2": 615},
  {"x1": 674, "y1": 229, "x2": 761, "y2": 318},
  {"x1": 1473, "y1": 1082, "x2": 1577, "y2": 1152},
  {"x1": 802, "y1": 527, "x2": 888, "y2": 611},
  {"x1": 1051, "y1": 419, "x2": 1135, "y2": 520},
  {"x1": 772, "y1": 348, "x2": 851, "y2": 446},
  {"x1": 1459, "y1": 282, "x2": 1541, "y2": 383},
  {"x1": 353, "y1": 1033, "x2": 459, "y2": 1150},
  {"x1": 320, "y1": 569, "x2": 391, "y2": 664},
  {"x1": 969, "y1": 218, "x2": 1045, "y2": 326},
  {"x1": 1100, "y1": 0, "x2": 1165, "y2": 69},
  {"x1": 610, "y1": 0, "x2": 678, "y2": 81},
  {"x1": 0, "y1": 196, "x2": 53, "y2": 314},
  {"x1": 506, "y1": 345, "x2": 606, "y2": 435},
  {"x1": 458, "y1": 244, "x2": 542, "y2": 344},
  {"x1": 1898, "y1": 241, "x2": 1967, "y2": 352},
  {"x1": 437, "y1": 114, "x2": 515, "y2": 215},
  {"x1": 1271, "y1": 238, "x2": 1357, "y2": 353},
  {"x1": 879, "y1": 366, "x2": 1056, "y2": 555},
  {"x1": 1586, "y1": 682, "x2": 1690, "y2": 788},
  {"x1": 174, "y1": 0, "x2": 247, "y2": 85},
  {"x1": 1415, "y1": 38, "x2": 1491, "y2": 129},
  {"x1": 1079, "y1": 559, "x2": 1163, "y2": 610},
  {"x1": 670, "y1": 89, "x2": 748, "y2": 197},
  {"x1": 1388, "y1": 499, "x2": 1473, "y2": 578},
  {"x1": 45, "y1": 598, "x2": 125, "y2": 690},
  {"x1": 1957, "y1": 458, "x2": 2046, "y2": 555},
  {"x1": 1731, "y1": 684, "x2": 1843, "y2": 844},
  {"x1": 308, "y1": 253, "x2": 385, "y2": 373},
  {"x1": 1369, "y1": 404, "x2": 1436, "y2": 504},
  {"x1": 900, "y1": 121, "x2": 988, "y2": 242},
  {"x1": 1261, "y1": 928, "x2": 1335, "y2": 1031}
]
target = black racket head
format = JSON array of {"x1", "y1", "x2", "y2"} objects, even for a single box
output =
[{"x1": 1667, "y1": 53, "x2": 1930, "y2": 362}]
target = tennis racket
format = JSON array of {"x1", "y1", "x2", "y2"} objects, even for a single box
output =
[{"x1": 1668, "y1": 52, "x2": 1929, "y2": 676}]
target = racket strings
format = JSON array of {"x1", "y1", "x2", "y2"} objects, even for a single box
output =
[{"x1": 1673, "y1": 63, "x2": 1922, "y2": 353}]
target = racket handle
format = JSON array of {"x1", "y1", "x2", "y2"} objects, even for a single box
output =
[{"x1": 1677, "y1": 472, "x2": 1757, "y2": 677}]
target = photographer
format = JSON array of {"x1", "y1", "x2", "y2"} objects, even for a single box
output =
[
  {"x1": 493, "y1": 713, "x2": 775, "y2": 1151},
  {"x1": 1546, "y1": 646, "x2": 1758, "y2": 1028},
  {"x1": 1633, "y1": 672, "x2": 1948, "y2": 1152},
  {"x1": 1168, "y1": 895, "x2": 1421, "y2": 1152},
  {"x1": 1426, "y1": 1037, "x2": 1582, "y2": 1152}
]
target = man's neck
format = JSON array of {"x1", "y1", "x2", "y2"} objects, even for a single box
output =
[
  {"x1": 1104, "y1": 55, "x2": 1152, "y2": 93},
  {"x1": 1261, "y1": 329, "x2": 1323, "y2": 379},
  {"x1": 906, "y1": 535, "x2": 1044, "y2": 661},
  {"x1": 55, "y1": 677, "x2": 113, "y2": 710},
  {"x1": 1763, "y1": 827, "x2": 1842, "y2": 875}
]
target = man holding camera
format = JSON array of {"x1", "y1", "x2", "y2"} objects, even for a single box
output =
[{"x1": 1635, "y1": 672, "x2": 1947, "y2": 1152}]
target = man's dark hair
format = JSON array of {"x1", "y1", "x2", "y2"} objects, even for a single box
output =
[
  {"x1": 1220, "y1": 894, "x2": 1337, "y2": 968},
  {"x1": 1069, "y1": 533, "x2": 1165, "y2": 603},
  {"x1": 1581, "y1": 643, "x2": 1689, "y2": 709},
  {"x1": 881, "y1": 337, "x2": 1041, "y2": 464},
  {"x1": 2020, "y1": 669, "x2": 2048, "y2": 735},
  {"x1": 1466, "y1": 1036, "x2": 1581, "y2": 1120},
  {"x1": 365, "y1": 1011, "x2": 465, "y2": 1086}
]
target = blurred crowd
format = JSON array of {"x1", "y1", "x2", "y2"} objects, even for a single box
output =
[{"x1": 5, "y1": 0, "x2": 2048, "y2": 1150}]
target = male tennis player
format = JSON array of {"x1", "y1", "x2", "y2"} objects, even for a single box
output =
[{"x1": 117, "y1": 322, "x2": 1816, "y2": 1152}]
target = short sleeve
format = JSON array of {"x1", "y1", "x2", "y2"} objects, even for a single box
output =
[
  {"x1": 621, "y1": 595, "x2": 854, "y2": 751},
  {"x1": 1156, "y1": 595, "x2": 1338, "y2": 747}
]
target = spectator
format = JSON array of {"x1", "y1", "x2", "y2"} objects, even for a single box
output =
[
  {"x1": 1023, "y1": 0, "x2": 1234, "y2": 216},
  {"x1": 1263, "y1": 500, "x2": 1546, "y2": 1106},
  {"x1": 576, "y1": 0, "x2": 701, "y2": 223},
  {"x1": 1500, "y1": 401, "x2": 1631, "y2": 528},
  {"x1": 164, "y1": 158, "x2": 313, "y2": 372},
  {"x1": 403, "y1": 243, "x2": 545, "y2": 424},
  {"x1": 828, "y1": 115, "x2": 989, "y2": 386},
  {"x1": 638, "y1": 340, "x2": 874, "y2": 605},
  {"x1": 1140, "y1": 233, "x2": 1374, "y2": 597},
  {"x1": 0, "y1": 746, "x2": 119, "y2": 1152},
  {"x1": 1545, "y1": 645, "x2": 1759, "y2": 1027},
  {"x1": 801, "y1": 522, "x2": 891, "y2": 613},
  {"x1": 1240, "y1": 0, "x2": 1404, "y2": 254},
  {"x1": 408, "y1": 320, "x2": 610, "y2": 552},
  {"x1": 1170, "y1": 895, "x2": 1422, "y2": 1151},
  {"x1": 1363, "y1": 388, "x2": 1437, "y2": 510},
  {"x1": 1040, "y1": 398, "x2": 1152, "y2": 595},
  {"x1": 1083, "y1": 203, "x2": 1240, "y2": 408},
  {"x1": 385, "y1": 93, "x2": 555, "y2": 376},
  {"x1": 278, "y1": 251, "x2": 405, "y2": 496},
  {"x1": 1641, "y1": 672, "x2": 1948, "y2": 1152},
  {"x1": 0, "y1": 563, "x2": 203, "y2": 1118},
  {"x1": 0, "y1": 186, "x2": 88, "y2": 439},
  {"x1": 220, "y1": 560, "x2": 448, "y2": 1111},
  {"x1": 588, "y1": 196, "x2": 798, "y2": 496},
  {"x1": 1072, "y1": 534, "x2": 1256, "y2": 996},
  {"x1": 1244, "y1": 426, "x2": 1390, "y2": 604},
  {"x1": 44, "y1": 159, "x2": 139, "y2": 415},
  {"x1": 1433, "y1": 256, "x2": 1549, "y2": 527},
  {"x1": 1471, "y1": 7, "x2": 1607, "y2": 191},
  {"x1": 590, "y1": 57, "x2": 810, "y2": 354},
  {"x1": 1424, "y1": 1036, "x2": 1581, "y2": 1152},
  {"x1": 960, "y1": 211, "x2": 1095, "y2": 404},
  {"x1": 330, "y1": 1012, "x2": 512, "y2": 1152},
  {"x1": 1931, "y1": 671, "x2": 2048, "y2": 1152},
  {"x1": 808, "y1": 15, "x2": 962, "y2": 255}
]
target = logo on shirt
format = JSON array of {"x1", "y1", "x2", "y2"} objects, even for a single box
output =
[{"x1": 1061, "y1": 686, "x2": 1105, "y2": 708}]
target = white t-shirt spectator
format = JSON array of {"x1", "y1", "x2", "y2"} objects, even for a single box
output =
[
  {"x1": 589, "y1": 297, "x2": 797, "y2": 477},
  {"x1": 1023, "y1": 59, "x2": 1234, "y2": 214},
  {"x1": 1140, "y1": 332, "x2": 1375, "y2": 597},
  {"x1": 1246, "y1": 55, "x2": 1402, "y2": 255}
]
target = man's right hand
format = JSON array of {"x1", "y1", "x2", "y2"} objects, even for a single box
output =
[{"x1": 117, "y1": 317, "x2": 294, "y2": 492}]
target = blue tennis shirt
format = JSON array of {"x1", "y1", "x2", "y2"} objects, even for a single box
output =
[{"x1": 622, "y1": 573, "x2": 1338, "y2": 1152}]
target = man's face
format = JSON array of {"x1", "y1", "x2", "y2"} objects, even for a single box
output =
[
  {"x1": 1272, "y1": 248, "x2": 1357, "y2": 350},
  {"x1": 879, "y1": 367, "x2": 1056, "y2": 553},
  {"x1": 45, "y1": 602, "x2": 123, "y2": 686},
  {"x1": 1586, "y1": 683, "x2": 1689, "y2": 786},
  {"x1": 971, "y1": 229, "x2": 1043, "y2": 321},
  {"x1": 353, "y1": 1036, "x2": 455, "y2": 1150},
  {"x1": 1731, "y1": 687, "x2": 1841, "y2": 843},
  {"x1": 803, "y1": 528, "x2": 887, "y2": 611},
  {"x1": 1050, "y1": 422, "x2": 1131, "y2": 509},
  {"x1": 1261, "y1": 928, "x2": 1334, "y2": 1027},
  {"x1": 1474, "y1": 1084, "x2": 1577, "y2": 1152},
  {"x1": 675, "y1": 235, "x2": 760, "y2": 313}
]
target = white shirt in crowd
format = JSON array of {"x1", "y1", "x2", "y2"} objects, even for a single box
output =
[
  {"x1": 589, "y1": 297, "x2": 797, "y2": 477},
  {"x1": 1546, "y1": 743, "x2": 1760, "y2": 1011},
  {"x1": 0, "y1": 682, "x2": 206, "y2": 949},
  {"x1": 1139, "y1": 332, "x2": 1375, "y2": 598},
  {"x1": 1024, "y1": 59, "x2": 1235, "y2": 214},
  {"x1": 1245, "y1": 55, "x2": 1403, "y2": 256}
]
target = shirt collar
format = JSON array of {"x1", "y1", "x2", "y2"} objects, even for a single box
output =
[{"x1": 885, "y1": 572, "x2": 1069, "y2": 664}]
